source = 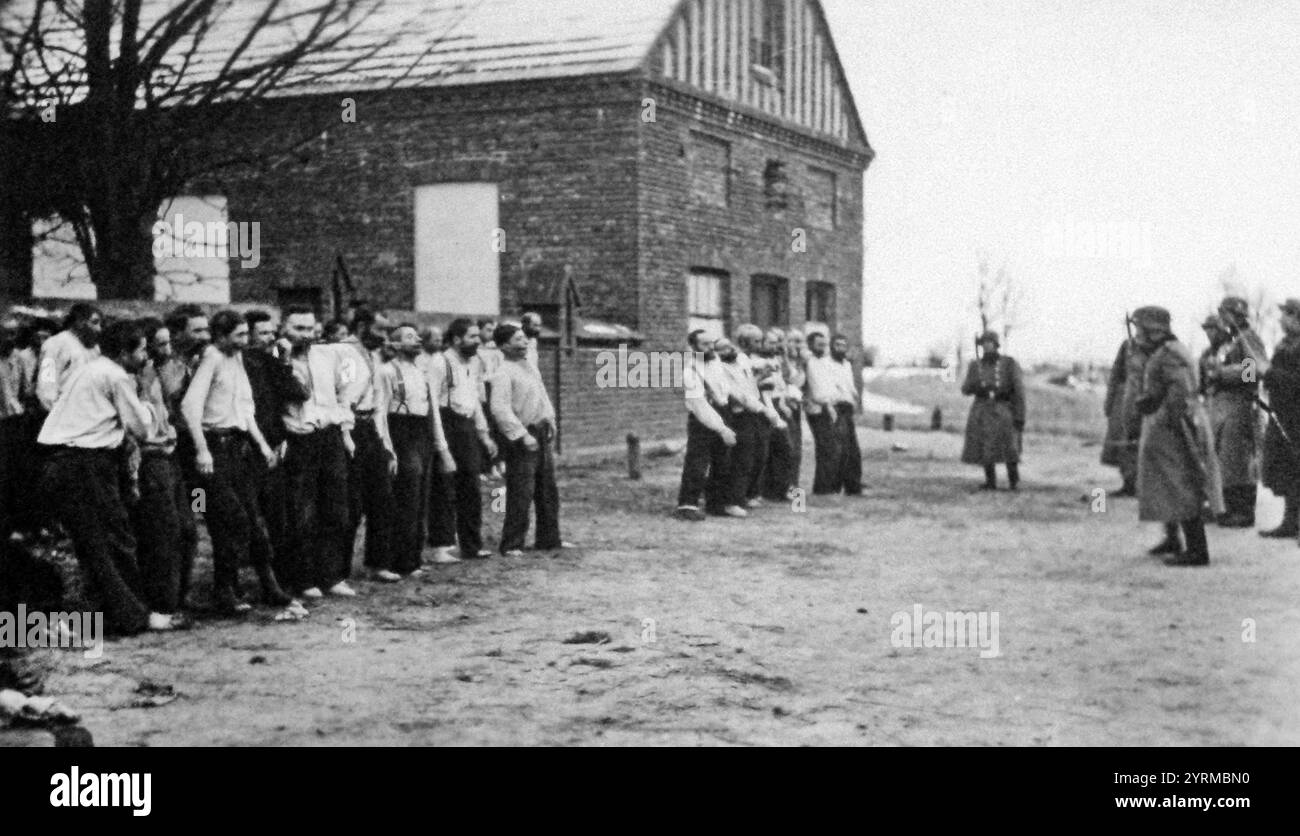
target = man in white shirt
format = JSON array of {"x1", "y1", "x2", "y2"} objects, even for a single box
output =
[
  {"x1": 804, "y1": 331, "x2": 863, "y2": 495},
  {"x1": 181, "y1": 310, "x2": 290, "y2": 616},
  {"x1": 718, "y1": 326, "x2": 785, "y2": 517},
  {"x1": 427, "y1": 318, "x2": 499, "y2": 559},
  {"x1": 378, "y1": 325, "x2": 456, "y2": 573},
  {"x1": 278, "y1": 307, "x2": 358, "y2": 599},
  {"x1": 674, "y1": 329, "x2": 737, "y2": 521},
  {"x1": 0, "y1": 314, "x2": 36, "y2": 540},
  {"x1": 36, "y1": 302, "x2": 102, "y2": 411},
  {"x1": 38, "y1": 320, "x2": 174, "y2": 634}
]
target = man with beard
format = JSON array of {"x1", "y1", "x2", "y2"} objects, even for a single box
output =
[
  {"x1": 806, "y1": 332, "x2": 862, "y2": 495},
  {"x1": 674, "y1": 329, "x2": 736, "y2": 521},
  {"x1": 36, "y1": 303, "x2": 102, "y2": 411},
  {"x1": 38, "y1": 320, "x2": 174, "y2": 633},
  {"x1": 521, "y1": 311, "x2": 544, "y2": 373},
  {"x1": 182, "y1": 311, "x2": 293, "y2": 614},
  {"x1": 1102, "y1": 323, "x2": 1159, "y2": 498},
  {"x1": 377, "y1": 325, "x2": 456, "y2": 574},
  {"x1": 1259, "y1": 299, "x2": 1300, "y2": 540},
  {"x1": 761, "y1": 328, "x2": 804, "y2": 502},
  {"x1": 1203, "y1": 297, "x2": 1269, "y2": 528},
  {"x1": 243, "y1": 309, "x2": 308, "y2": 586},
  {"x1": 427, "y1": 319, "x2": 498, "y2": 559},
  {"x1": 336, "y1": 308, "x2": 398, "y2": 580},
  {"x1": 489, "y1": 323, "x2": 572, "y2": 554},
  {"x1": 717, "y1": 329, "x2": 784, "y2": 516},
  {"x1": 1133, "y1": 307, "x2": 1224, "y2": 566},
  {"x1": 129, "y1": 318, "x2": 199, "y2": 617},
  {"x1": 161, "y1": 305, "x2": 212, "y2": 495},
  {"x1": 277, "y1": 307, "x2": 358, "y2": 599},
  {"x1": 0, "y1": 314, "x2": 36, "y2": 541},
  {"x1": 960, "y1": 331, "x2": 1025, "y2": 491}
]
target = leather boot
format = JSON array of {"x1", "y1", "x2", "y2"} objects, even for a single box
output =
[
  {"x1": 1166, "y1": 518, "x2": 1210, "y2": 566},
  {"x1": 1148, "y1": 522, "x2": 1182, "y2": 555},
  {"x1": 214, "y1": 584, "x2": 252, "y2": 616},
  {"x1": 256, "y1": 563, "x2": 293, "y2": 607},
  {"x1": 1006, "y1": 463, "x2": 1020, "y2": 491},
  {"x1": 1217, "y1": 486, "x2": 1252, "y2": 528},
  {"x1": 979, "y1": 464, "x2": 997, "y2": 490},
  {"x1": 1260, "y1": 495, "x2": 1300, "y2": 538}
]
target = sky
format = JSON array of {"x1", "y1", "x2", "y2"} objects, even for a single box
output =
[{"x1": 822, "y1": 0, "x2": 1300, "y2": 365}]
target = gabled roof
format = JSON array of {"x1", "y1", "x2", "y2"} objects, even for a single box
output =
[{"x1": 164, "y1": 0, "x2": 686, "y2": 92}]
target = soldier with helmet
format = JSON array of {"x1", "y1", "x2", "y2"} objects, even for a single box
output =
[
  {"x1": 1260, "y1": 298, "x2": 1300, "y2": 540},
  {"x1": 1132, "y1": 307, "x2": 1224, "y2": 566},
  {"x1": 960, "y1": 330, "x2": 1026, "y2": 490},
  {"x1": 1202, "y1": 296, "x2": 1268, "y2": 528}
]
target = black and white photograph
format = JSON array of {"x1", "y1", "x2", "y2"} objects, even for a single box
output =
[{"x1": 0, "y1": 0, "x2": 1295, "y2": 782}]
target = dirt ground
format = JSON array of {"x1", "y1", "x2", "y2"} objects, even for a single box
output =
[{"x1": 41, "y1": 427, "x2": 1300, "y2": 746}]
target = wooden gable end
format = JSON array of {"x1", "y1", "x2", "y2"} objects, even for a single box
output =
[{"x1": 651, "y1": 0, "x2": 868, "y2": 149}]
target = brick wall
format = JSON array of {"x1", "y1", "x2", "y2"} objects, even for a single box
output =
[{"x1": 536, "y1": 345, "x2": 683, "y2": 450}]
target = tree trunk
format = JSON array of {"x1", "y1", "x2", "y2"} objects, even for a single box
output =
[{"x1": 87, "y1": 210, "x2": 156, "y2": 299}]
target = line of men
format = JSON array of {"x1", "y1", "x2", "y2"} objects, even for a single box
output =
[
  {"x1": 674, "y1": 324, "x2": 863, "y2": 520},
  {"x1": 0, "y1": 303, "x2": 571, "y2": 634},
  {"x1": 1101, "y1": 297, "x2": 1300, "y2": 566}
]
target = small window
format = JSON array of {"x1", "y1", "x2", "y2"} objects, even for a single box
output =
[
  {"x1": 751, "y1": 0, "x2": 786, "y2": 85},
  {"x1": 690, "y1": 133, "x2": 731, "y2": 207},
  {"x1": 806, "y1": 281, "x2": 836, "y2": 330},
  {"x1": 764, "y1": 160, "x2": 791, "y2": 211},
  {"x1": 414, "y1": 182, "x2": 500, "y2": 314},
  {"x1": 807, "y1": 168, "x2": 838, "y2": 229},
  {"x1": 751, "y1": 274, "x2": 789, "y2": 331},
  {"x1": 688, "y1": 268, "x2": 728, "y2": 339}
]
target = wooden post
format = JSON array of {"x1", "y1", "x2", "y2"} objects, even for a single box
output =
[
  {"x1": 883, "y1": 414, "x2": 894, "y2": 432},
  {"x1": 931, "y1": 407, "x2": 942, "y2": 431},
  {"x1": 626, "y1": 433, "x2": 642, "y2": 480}
]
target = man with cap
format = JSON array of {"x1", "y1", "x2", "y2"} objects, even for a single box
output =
[
  {"x1": 960, "y1": 331, "x2": 1026, "y2": 490},
  {"x1": 1259, "y1": 298, "x2": 1300, "y2": 540},
  {"x1": 1132, "y1": 307, "x2": 1224, "y2": 566},
  {"x1": 1202, "y1": 297, "x2": 1269, "y2": 528},
  {"x1": 1101, "y1": 321, "x2": 1156, "y2": 497},
  {"x1": 1198, "y1": 314, "x2": 1230, "y2": 399}
]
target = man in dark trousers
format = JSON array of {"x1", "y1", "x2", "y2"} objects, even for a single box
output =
[
  {"x1": 278, "y1": 306, "x2": 357, "y2": 599},
  {"x1": 489, "y1": 323, "x2": 572, "y2": 555},
  {"x1": 335, "y1": 308, "x2": 397, "y2": 579},
  {"x1": 1260, "y1": 299, "x2": 1300, "y2": 540},
  {"x1": 377, "y1": 325, "x2": 456, "y2": 575},
  {"x1": 130, "y1": 317, "x2": 198, "y2": 616},
  {"x1": 674, "y1": 329, "x2": 736, "y2": 521},
  {"x1": 716, "y1": 333, "x2": 783, "y2": 516},
  {"x1": 1132, "y1": 307, "x2": 1224, "y2": 566},
  {"x1": 1102, "y1": 324, "x2": 1158, "y2": 498},
  {"x1": 805, "y1": 332, "x2": 862, "y2": 495},
  {"x1": 428, "y1": 318, "x2": 498, "y2": 559},
  {"x1": 1203, "y1": 296, "x2": 1269, "y2": 528},
  {"x1": 181, "y1": 311, "x2": 293, "y2": 614},
  {"x1": 37, "y1": 320, "x2": 174, "y2": 634},
  {"x1": 243, "y1": 309, "x2": 308, "y2": 587},
  {"x1": 960, "y1": 331, "x2": 1026, "y2": 490}
]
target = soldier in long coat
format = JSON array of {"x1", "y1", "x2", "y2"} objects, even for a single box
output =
[
  {"x1": 1101, "y1": 333, "x2": 1151, "y2": 497},
  {"x1": 1133, "y1": 307, "x2": 1224, "y2": 566},
  {"x1": 1259, "y1": 298, "x2": 1300, "y2": 540},
  {"x1": 961, "y1": 331, "x2": 1026, "y2": 490},
  {"x1": 1202, "y1": 297, "x2": 1268, "y2": 528}
]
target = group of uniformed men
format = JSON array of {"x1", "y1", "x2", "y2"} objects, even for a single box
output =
[
  {"x1": 674, "y1": 324, "x2": 864, "y2": 520},
  {"x1": 1102, "y1": 297, "x2": 1300, "y2": 566},
  {"x1": 0, "y1": 304, "x2": 571, "y2": 633}
]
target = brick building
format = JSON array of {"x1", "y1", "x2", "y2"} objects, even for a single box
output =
[{"x1": 8, "y1": 0, "x2": 874, "y2": 450}]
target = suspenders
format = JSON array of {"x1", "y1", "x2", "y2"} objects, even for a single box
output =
[{"x1": 392, "y1": 364, "x2": 411, "y2": 415}]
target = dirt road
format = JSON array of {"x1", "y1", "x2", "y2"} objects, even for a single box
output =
[{"x1": 43, "y1": 428, "x2": 1300, "y2": 745}]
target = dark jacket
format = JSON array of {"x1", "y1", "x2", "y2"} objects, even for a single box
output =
[{"x1": 243, "y1": 349, "x2": 308, "y2": 448}]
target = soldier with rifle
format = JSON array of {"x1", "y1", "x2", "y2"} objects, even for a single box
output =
[
  {"x1": 960, "y1": 330, "x2": 1026, "y2": 490},
  {"x1": 1259, "y1": 298, "x2": 1300, "y2": 540},
  {"x1": 1101, "y1": 312, "x2": 1152, "y2": 497},
  {"x1": 1132, "y1": 307, "x2": 1224, "y2": 566},
  {"x1": 1202, "y1": 297, "x2": 1268, "y2": 528}
]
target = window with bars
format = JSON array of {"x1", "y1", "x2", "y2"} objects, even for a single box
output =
[
  {"x1": 807, "y1": 167, "x2": 838, "y2": 229},
  {"x1": 690, "y1": 133, "x2": 731, "y2": 207},
  {"x1": 750, "y1": 274, "x2": 789, "y2": 331},
  {"x1": 688, "y1": 268, "x2": 729, "y2": 339},
  {"x1": 806, "y1": 281, "x2": 836, "y2": 330}
]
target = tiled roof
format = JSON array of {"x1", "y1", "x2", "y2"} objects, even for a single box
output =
[{"x1": 156, "y1": 0, "x2": 683, "y2": 95}]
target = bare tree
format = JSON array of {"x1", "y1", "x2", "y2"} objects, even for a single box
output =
[
  {"x1": 1, "y1": 0, "x2": 418, "y2": 299},
  {"x1": 974, "y1": 250, "x2": 1025, "y2": 347}
]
